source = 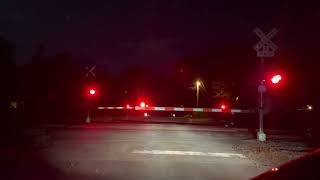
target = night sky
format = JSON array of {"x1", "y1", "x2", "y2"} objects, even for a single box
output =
[{"x1": 1, "y1": 0, "x2": 320, "y2": 75}]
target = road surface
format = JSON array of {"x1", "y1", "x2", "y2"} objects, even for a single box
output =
[{"x1": 3, "y1": 122, "x2": 268, "y2": 180}]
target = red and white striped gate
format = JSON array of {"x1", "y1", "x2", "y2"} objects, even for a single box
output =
[{"x1": 97, "y1": 106, "x2": 254, "y2": 113}]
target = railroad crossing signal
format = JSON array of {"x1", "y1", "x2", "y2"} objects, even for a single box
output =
[
  {"x1": 253, "y1": 28, "x2": 278, "y2": 57},
  {"x1": 253, "y1": 27, "x2": 279, "y2": 142}
]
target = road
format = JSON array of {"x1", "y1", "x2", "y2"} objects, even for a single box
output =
[{"x1": 3, "y1": 122, "x2": 268, "y2": 180}]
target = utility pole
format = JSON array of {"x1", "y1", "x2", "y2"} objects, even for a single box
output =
[{"x1": 196, "y1": 80, "x2": 201, "y2": 107}]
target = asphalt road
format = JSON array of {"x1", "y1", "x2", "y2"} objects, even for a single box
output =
[{"x1": 3, "y1": 122, "x2": 268, "y2": 180}]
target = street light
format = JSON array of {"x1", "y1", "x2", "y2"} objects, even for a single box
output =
[
  {"x1": 196, "y1": 80, "x2": 201, "y2": 107},
  {"x1": 307, "y1": 105, "x2": 313, "y2": 111},
  {"x1": 196, "y1": 81, "x2": 201, "y2": 87}
]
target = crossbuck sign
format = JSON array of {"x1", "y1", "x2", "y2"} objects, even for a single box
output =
[
  {"x1": 84, "y1": 65, "x2": 96, "y2": 78},
  {"x1": 253, "y1": 27, "x2": 278, "y2": 57}
]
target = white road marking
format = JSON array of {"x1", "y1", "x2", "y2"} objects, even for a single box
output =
[{"x1": 132, "y1": 150, "x2": 246, "y2": 158}]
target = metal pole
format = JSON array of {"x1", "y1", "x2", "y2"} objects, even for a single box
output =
[
  {"x1": 259, "y1": 81, "x2": 264, "y2": 133},
  {"x1": 125, "y1": 110, "x2": 129, "y2": 120},
  {"x1": 86, "y1": 110, "x2": 91, "y2": 123},
  {"x1": 259, "y1": 57, "x2": 264, "y2": 132},
  {"x1": 257, "y1": 57, "x2": 266, "y2": 141},
  {"x1": 260, "y1": 57, "x2": 265, "y2": 78}
]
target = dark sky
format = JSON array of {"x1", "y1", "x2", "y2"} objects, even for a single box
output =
[{"x1": 1, "y1": 0, "x2": 320, "y2": 73}]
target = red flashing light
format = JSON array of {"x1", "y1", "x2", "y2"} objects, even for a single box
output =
[
  {"x1": 87, "y1": 88, "x2": 96, "y2": 96},
  {"x1": 140, "y1": 102, "x2": 146, "y2": 108},
  {"x1": 89, "y1": 89, "x2": 96, "y2": 95},
  {"x1": 271, "y1": 74, "x2": 282, "y2": 84},
  {"x1": 221, "y1": 104, "x2": 226, "y2": 110}
]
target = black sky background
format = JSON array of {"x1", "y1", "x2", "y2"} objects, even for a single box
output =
[
  {"x1": 1, "y1": 0, "x2": 320, "y2": 103},
  {"x1": 1, "y1": 1, "x2": 318, "y2": 61}
]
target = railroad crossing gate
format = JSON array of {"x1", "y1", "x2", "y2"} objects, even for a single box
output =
[{"x1": 98, "y1": 106, "x2": 254, "y2": 114}]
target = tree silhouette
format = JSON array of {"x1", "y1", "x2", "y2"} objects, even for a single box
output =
[
  {"x1": 0, "y1": 35, "x2": 17, "y2": 142},
  {"x1": 0, "y1": 36, "x2": 15, "y2": 105}
]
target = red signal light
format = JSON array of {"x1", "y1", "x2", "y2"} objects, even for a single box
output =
[
  {"x1": 140, "y1": 102, "x2": 146, "y2": 108},
  {"x1": 221, "y1": 104, "x2": 226, "y2": 110},
  {"x1": 89, "y1": 89, "x2": 96, "y2": 95},
  {"x1": 87, "y1": 87, "x2": 97, "y2": 96},
  {"x1": 271, "y1": 74, "x2": 282, "y2": 84}
]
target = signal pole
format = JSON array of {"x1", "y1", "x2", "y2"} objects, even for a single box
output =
[
  {"x1": 86, "y1": 110, "x2": 91, "y2": 123},
  {"x1": 253, "y1": 27, "x2": 278, "y2": 142},
  {"x1": 258, "y1": 57, "x2": 266, "y2": 141}
]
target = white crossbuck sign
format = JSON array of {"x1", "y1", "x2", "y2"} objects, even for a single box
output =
[
  {"x1": 253, "y1": 28, "x2": 278, "y2": 57},
  {"x1": 84, "y1": 65, "x2": 96, "y2": 78}
]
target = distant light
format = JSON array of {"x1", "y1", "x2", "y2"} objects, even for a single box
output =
[
  {"x1": 10, "y1": 101, "x2": 18, "y2": 109},
  {"x1": 307, "y1": 105, "x2": 313, "y2": 110},
  {"x1": 172, "y1": 113, "x2": 176, "y2": 117},
  {"x1": 236, "y1": 96, "x2": 239, "y2": 101},
  {"x1": 126, "y1": 104, "x2": 131, "y2": 108},
  {"x1": 89, "y1": 89, "x2": 96, "y2": 95},
  {"x1": 221, "y1": 105, "x2": 226, "y2": 110},
  {"x1": 271, "y1": 75, "x2": 282, "y2": 84},
  {"x1": 144, "y1": 112, "x2": 148, "y2": 117},
  {"x1": 140, "y1": 102, "x2": 146, "y2": 108},
  {"x1": 146, "y1": 104, "x2": 149, "y2": 108},
  {"x1": 271, "y1": 167, "x2": 279, "y2": 172}
]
